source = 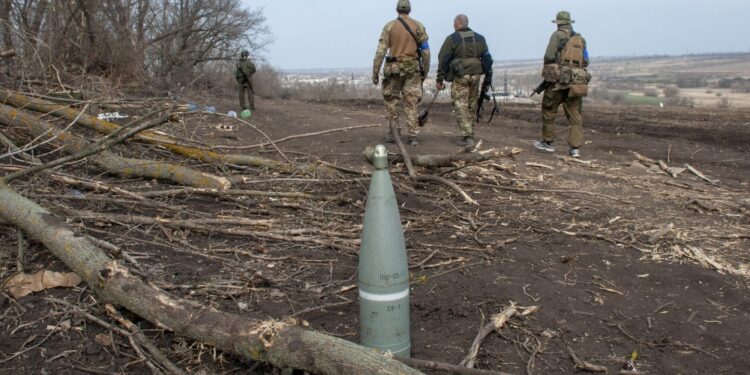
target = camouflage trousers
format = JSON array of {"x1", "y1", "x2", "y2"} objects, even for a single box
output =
[
  {"x1": 541, "y1": 87, "x2": 583, "y2": 148},
  {"x1": 382, "y1": 72, "x2": 422, "y2": 137},
  {"x1": 239, "y1": 82, "x2": 255, "y2": 111},
  {"x1": 450, "y1": 74, "x2": 482, "y2": 137}
]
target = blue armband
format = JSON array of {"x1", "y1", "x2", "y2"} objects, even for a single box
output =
[
  {"x1": 419, "y1": 41, "x2": 429, "y2": 50},
  {"x1": 583, "y1": 47, "x2": 589, "y2": 61}
]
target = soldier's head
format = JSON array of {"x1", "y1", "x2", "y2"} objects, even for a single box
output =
[
  {"x1": 552, "y1": 11, "x2": 574, "y2": 25},
  {"x1": 240, "y1": 50, "x2": 249, "y2": 59},
  {"x1": 396, "y1": 0, "x2": 411, "y2": 14},
  {"x1": 453, "y1": 14, "x2": 469, "y2": 30}
]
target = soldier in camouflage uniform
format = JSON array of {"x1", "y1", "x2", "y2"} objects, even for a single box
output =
[
  {"x1": 436, "y1": 14, "x2": 493, "y2": 147},
  {"x1": 236, "y1": 50, "x2": 256, "y2": 111},
  {"x1": 533, "y1": 11, "x2": 589, "y2": 158},
  {"x1": 373, "y1": 0, "x2": 430, "y2": 146}
]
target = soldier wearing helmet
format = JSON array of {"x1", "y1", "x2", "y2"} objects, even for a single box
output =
[
  {"x1": 235, "y1": 49, "x2": 256, "y2": 112},
  {"x1": 533, "y1": 11, "x2": 590, "y2": 158},
  {"x1": 372, "y1": 0, "x2": 431, "y2": 146}
]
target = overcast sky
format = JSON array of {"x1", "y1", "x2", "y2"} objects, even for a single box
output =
[{"x1": 244, "y1": 0, "x2": 749, "y2": 70}]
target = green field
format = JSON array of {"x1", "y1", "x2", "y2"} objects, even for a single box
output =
[{"x1": 624, "y1": 94, "x2": 663, "y2": 106}]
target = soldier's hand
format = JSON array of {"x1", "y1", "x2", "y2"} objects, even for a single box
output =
[
  {"x1": 372, "y1": 74, "x2": 379, "y2": 86},
  {"x1": 436, "y1": 81, "x2": 445, "y2": 91}
]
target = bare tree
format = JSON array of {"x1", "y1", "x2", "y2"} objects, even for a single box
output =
[{"x1": 0, "y1": 0, "x2": 271, "y2": 84}]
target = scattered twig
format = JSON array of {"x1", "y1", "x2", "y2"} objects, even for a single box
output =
[
  {"x1": 685, "y1": 163, "x2": 718, "y2": 185},
  {"x1": 565, "y1": 345, "x2": 607, "y2": 373},
  {"x1": 213, "y1": 124, "x2": 379, "y2": 150},
  {"x1": 460, "y1": 302, "x2": 519, "y2": 368},
  {"x1": 106, "y1": 304, "x2": 188, "y2": 375},
  {"x1": 398, "y1": 356, "x2": 515, "y2": 375}
]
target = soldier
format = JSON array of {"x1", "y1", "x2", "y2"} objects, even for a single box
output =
[
  {"x1": 436, "y1": 14, "x2": 493, "y2": 147},
  {"x1": 373, "y1": 0, "x2": 431, "y2": 146},
  {"x1": 533, "y1": 11, "x2": 590, "y2": 158},
  {"x1": 236, "y1": 50, "x2": 256, "y2": 112}
]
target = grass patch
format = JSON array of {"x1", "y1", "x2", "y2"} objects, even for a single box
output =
[{"x1": 624, "y1": 94, "x2": 663, "y2": 106}]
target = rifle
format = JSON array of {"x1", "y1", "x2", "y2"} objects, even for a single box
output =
[
  {"x1": 418, "y1": 91, "x2": 439, "y2": 127},
  {"x1": 530, "y1": 81, "x2": 551, "y2": 97},
  {"x1": 476, "y1": 83, "x2": 500, "y2": 124}
]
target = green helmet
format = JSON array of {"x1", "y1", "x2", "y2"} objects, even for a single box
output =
[
  {"x1": 552, "y1": 11, "x2": 574, "y2": 25},
  {"x1": 240, "y1": 50, "x2": 249, "y2": 58},
  {"x1": 396, "y1": 0, "x2": 411, "y2": 13}
]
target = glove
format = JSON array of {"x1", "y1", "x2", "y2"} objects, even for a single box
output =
[{"x1": 372, "y1": 73, "x2": 379, "y2": 86}]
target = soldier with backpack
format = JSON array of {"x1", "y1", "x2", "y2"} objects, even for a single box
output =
[
  {"x1": 533, "y1": 11, "x2": 590, "y2": 158},
  {"x1": 372, "y1": 0, "x2": 431, "y2": 146}
]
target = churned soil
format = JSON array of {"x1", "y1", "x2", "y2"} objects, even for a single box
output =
[{"x1": 1, "y1": 95, "x2": 748, "y2": 374}]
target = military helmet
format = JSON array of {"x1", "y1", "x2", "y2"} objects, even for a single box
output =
[
  {"x1": 552, "y1": 11, "x2": 574, "y2": 25},
  {"x1": 396, "y1": 0, "x2": 411, "y2": 13},
  {"x1": 240, "y1": 50, "x2": 249, "y2": 58}
]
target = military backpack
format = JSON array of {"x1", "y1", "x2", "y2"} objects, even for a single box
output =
[{"x1": 558, "y1": 31, "x2": 589, "y2": 97}]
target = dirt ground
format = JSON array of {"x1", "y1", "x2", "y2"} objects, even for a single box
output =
[{"x1": 1, "y1": 94, "x2": 749, "y2": 375}]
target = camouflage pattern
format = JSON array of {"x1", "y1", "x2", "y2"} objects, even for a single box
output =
[
  {"x1": 450, "y1": 74, "x2": 482, "y2": 137},
  {"x1": 373, "y1": 13, "x2": 430, "y2": 137},
  {"x1": 372, "y1": 16, "x2": 430, "y2": 83},
  {"x1": 541, "y1": 87, "x2": 583, "y2": 148},
  {"x1": 540, "y1": 18, "x2": 587, "y2": 149},
  {"x1": 236, "y1": 57, "x2": 256, "y2": 110},
  {"x1": 383, "y1": 72, "x2": 422, "y2": 136}
]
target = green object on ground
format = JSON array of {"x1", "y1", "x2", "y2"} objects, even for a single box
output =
[{"x1": 240, "y1": 109, "x2": 252, "y2": 119}]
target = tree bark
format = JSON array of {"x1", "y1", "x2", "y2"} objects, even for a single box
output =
[
  {"x1": 0, "y1": 183, "x2": 421, "y2": 375},
  {"x1": 0, "y1": 91, "x2": 337, "y2": 176},
  {"x1": 0, "y1": 103, "x2": 230, "y2": 190},
  {"x1": 365, "y1": 146, "x2": 520, "y2": 168}
]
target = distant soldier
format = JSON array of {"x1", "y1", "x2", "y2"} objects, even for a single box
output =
[
  {"x1": 436, "y1": 14, "x2": 493, "y2": 147},
  {"x1": 373, "y1": 0, "x2": 431, "y2": 146},
  {"x1": 533, "y1": 11, "x2": 590, "y2": 158},
  {"x1": 236, "y1": 50, "x2": 256, "y2": 111}
]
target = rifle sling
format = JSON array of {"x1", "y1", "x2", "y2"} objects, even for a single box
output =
[{"x1": 397, "y1": 17, "x2": 421, "y2": 57}]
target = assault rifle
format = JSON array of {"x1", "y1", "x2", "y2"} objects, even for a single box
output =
[
  {"x1": 476, "y1": 83, "x2": 499, "y2": 124},
  {"x1": 530, "y1": 81, "x2": 551, "y2": 97}
]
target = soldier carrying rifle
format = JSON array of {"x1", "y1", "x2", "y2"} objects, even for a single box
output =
[{"x1": 435, "y1": 14, "x2": 493, "y2": 147}]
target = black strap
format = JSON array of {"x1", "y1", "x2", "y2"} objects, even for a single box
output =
[{"x1": 477, "y1": 84, "x2": 500, "y2": 124}]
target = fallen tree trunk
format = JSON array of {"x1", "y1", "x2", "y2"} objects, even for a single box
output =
[
  {"x1": 0, "y1": 182, "x2": 421, "y2": 375},
  {"x1": 365, "y1": 146, "x2": 520, "y2": 168},
  {"x1": 0, "y1": 90, "x2": 337, "y2": 176},
  {"x1": 0, "y1": 103, "x2": 230, "y2": 190},
  {"x1": 0, "y1": 49, "x2": 14, "y2": 58}
]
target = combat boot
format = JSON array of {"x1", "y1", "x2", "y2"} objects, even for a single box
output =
[
  {"x1": 456, "y1": 135, "x2": 476, "y2": 147},
  {"x1": 569, "y1": 148, "x2": 581, "y2": 158},
  {"x1": 407, "y1": 136, "x2": 419, "y2": 146},
  {"x1": 533, "y1": 141, "x2": 555, "y2": 153}
]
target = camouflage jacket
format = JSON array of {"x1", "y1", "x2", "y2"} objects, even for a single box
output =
[
  {"x1": 236, "y1": 58, "x2": 256, "y2": 84},
  {"x1": 373, "y1": 15, "x2": 430, "y2": 78},
  {"x1": 544, "y1": 24, "x2": 589, "y2": 66},
  {"x1": 436, "y1": 27, "x2": 492, "y2": 82}
]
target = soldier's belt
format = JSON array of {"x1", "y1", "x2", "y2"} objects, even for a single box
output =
[{"x1": 385, "y1": 56, "x2": 398, "y2": 63}]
